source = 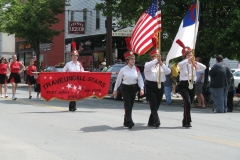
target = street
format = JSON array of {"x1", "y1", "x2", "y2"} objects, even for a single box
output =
[{"x1": 0, "y1": 86, "x2": 240, "y2": 160}]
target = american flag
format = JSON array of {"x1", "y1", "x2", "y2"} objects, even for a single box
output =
[{"x1": 130, "y1": 0, "x2": 162, "y2": 55}]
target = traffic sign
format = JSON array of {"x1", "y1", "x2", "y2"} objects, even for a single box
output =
[{"x1": 39, "y1": 43, "x2": 51, "y2": 51}]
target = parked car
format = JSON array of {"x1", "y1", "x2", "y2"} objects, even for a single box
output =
[
  {"x1": 42, "y1": 66, "x2": 64, "y2": 72},
  {"x1": 231, "y1": 68, "x2": 239, "y2": 73},
  {"x1": 233, "y1": 69, "x2": 240, "y2": 88},
  {"x1": 106, "y1": 63, "x2": 145, "y2": 100}
]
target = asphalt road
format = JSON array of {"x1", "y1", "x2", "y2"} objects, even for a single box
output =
[{"x1": 0, "y1": 87, "x2": 239, "y2": 160}]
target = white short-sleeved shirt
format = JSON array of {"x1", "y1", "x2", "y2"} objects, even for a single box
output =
[
  {"x1": 114, "y1": 65, "x2": 144, "y2": 91},
  {"x1": 62, "y1": 61, "x2": 84, "y2": 72}
]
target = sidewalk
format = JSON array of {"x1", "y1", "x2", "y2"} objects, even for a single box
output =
[
  {"x1": 161, "y1": 94, "x2": 240, "y2": 111},
  {"x1": 6, "y1": 83, "x2": 28, "y2": 88}
]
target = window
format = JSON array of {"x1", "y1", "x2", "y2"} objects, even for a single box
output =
[
  {"x1": 234, "y1": 72, "x2": 240, "y2": 77},
  {"x1": 71, "y1": 11, "x2": 74, "y2": 21},
  {"x1": 83, "y1": 8, "x2": 87, "y2": 21},
  {"x1": 96, "y1": 10, "x2": 100, "y2": 29}
]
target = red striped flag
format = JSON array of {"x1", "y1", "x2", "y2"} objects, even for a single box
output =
[{"x1": 130, "y1": 0, "x2": 161, "y2": 55}]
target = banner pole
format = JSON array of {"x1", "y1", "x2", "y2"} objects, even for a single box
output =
[
  {"x1": 158, "y1": 31, "x2": 162, "y2": 89},
  {"x1": 190, "y1": 0, "x2": 200, "y2": 89}
]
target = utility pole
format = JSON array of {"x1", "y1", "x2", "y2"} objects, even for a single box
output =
[
  {"x1": 106, "y1": 16, "x2": 112, "y2": 66},
  {"x1": 0, "y1": 33, "x2": 2, "y2": 58}
]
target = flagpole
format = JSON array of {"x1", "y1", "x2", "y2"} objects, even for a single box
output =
[
  {"x1": 158, "y1": 31, "x2": 162, "y2": 89},
  {"x1": 189, "y1": 0, "x2": 200, "y2": 89}
]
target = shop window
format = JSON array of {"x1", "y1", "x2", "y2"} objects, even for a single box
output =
[
  {"x1": 71, "y1": 11, "x2": 74, "y2": 21},
  {"x1": 83, "y1": 9, "x2": 87, "y2": 22},
  {"x1": 96, "y1": 10, "x2": 100, "y2": 29}
]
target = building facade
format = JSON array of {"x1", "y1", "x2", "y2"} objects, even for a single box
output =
[
  {"x1": 13, "y1": 0, "x2": 130, "y2": 71},
  {"x1": 65, "y1": 0, "x2": 130, "y2": 71},
  {"x1": 0, "y1": 33, "x2": 15, "y2": 60},
  {"x1": 15, "y1": 13, "x2": 65, "y2": 69}
]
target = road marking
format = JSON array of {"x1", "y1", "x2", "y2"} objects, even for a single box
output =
[
  {"x1": 190, "y1": 135, "x2": 240, "y2": 148},
  {"x1": 3, "y1": 98, "x2": 66, "y2": 111}
]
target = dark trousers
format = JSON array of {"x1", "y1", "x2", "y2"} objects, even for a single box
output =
[
  {"x1": 69, "y1": 101, "x2": 76, "y2": 110},
  {"x1": 227, "y1": 90, "x2": 234, "y2": 110},
  {"x1": 146, "y1": 81, "x2": 164, "y2": 124},
  {"x1": 122, "y1": 84, "x2": 138, "y2": 123},
  {"x1": 178, "y1": 81, "x2": 195, "y2": 124}
]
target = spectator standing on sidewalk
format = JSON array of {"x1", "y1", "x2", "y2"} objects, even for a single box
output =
[
  {"x1": 170, "y1": 62, "x2": 180, "y2": 97},
  {"x1": 25, "y1": 59, "x2": 37, "y2": 99},
  {"x1": 101, "y1": 62, "x2": 108, "y2": 72},
  {"x1": 34, "y1": 72, "x2": 43, "y2": 101},
  {"x1": 8, "y1": 54, "x2": 25, "y2": 100},
  {"x1": 0, "y1": 57, "x2": 9, "y2": 98},
  {"x1": 176, "y1": 39, "x2": 206, "y2": 128},
  {"x1": 227, "y1": 73, "x2": 235, "y2": 112},
  {"x1": 164, "y1": 71, "x2": 172, "y2": 105},
  {"x1": 195, "y1": 57, "x2": 206, "y2": 109},
  {"x1": 209, "y1": 55, "x2": 231, "y2": 113}
]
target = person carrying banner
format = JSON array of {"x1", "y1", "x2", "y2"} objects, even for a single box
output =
[
  {"x1": 176, "y1": 39, "x2": 206, "y2": 127},
  {"x1": 113, "y1": 51, "x2": 144, "y2": 129},
  {"x1": 8, "y1": 54, "x2": 25, "y2": 100},
  {"x1": 25, "y1": 59, "x2": 37, "y2": 99},
  {"x1": 144, "y1": 48, "x2": 171, "y2": 128},
  {"x1": 63, "y1": 50, "x2": 84, "y2": 111},
  {"x1": 0, "y1": 57, "x2": 9, "y2": 98}
]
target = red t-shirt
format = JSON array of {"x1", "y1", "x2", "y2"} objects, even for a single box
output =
[
  {"x1": 27, "y1": 65, "x2": 36, "y2": 76},
  {"x1": 0, "y1": 64, "x2": 7, "y2": 74},
  {"x1": 10, "y1": 61, "x2": 20, "y2": 73}
]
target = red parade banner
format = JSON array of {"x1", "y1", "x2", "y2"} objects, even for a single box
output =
[{"x1": 39, "y1": 72, "x2": 111, "y2": 101}]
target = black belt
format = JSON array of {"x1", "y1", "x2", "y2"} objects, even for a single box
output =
[
  {"x1": 122, "y1": 84, "x2": 137, "y2": 87},
  {"x1": 146, "y1": 80, "x2": 162, "y2": 84},
  {"x1": 180, "y1": 80, "x2": 195, "y2": 83}
]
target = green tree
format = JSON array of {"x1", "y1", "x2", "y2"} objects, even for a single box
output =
[
  {"x1": 0, "y1": 0, "x2": 70, "y2": 70},
  {"x1": 96, "y1": 0, "x2": 240, "y2": 64}
]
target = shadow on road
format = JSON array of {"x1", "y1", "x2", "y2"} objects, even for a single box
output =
[
  {"x1": 79, "y1": 123, "x2": 187, "y2": 133},
  {"x1": 21, "y1": 111, "x2": 96, "y2": 114}
]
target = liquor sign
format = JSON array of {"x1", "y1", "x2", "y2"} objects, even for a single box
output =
[{"x1": 69, "y1": 21, "x2": 85, "y2": 34}]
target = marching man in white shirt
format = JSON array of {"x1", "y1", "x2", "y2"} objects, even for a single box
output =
[
  {"x1": 144, "y1": 48, "x2": 171, "y2": 128},
  {"x1": 176, "y1": 39, "x2": 206, "y2": 127},
  {"x1": 63, "y1": 50, "x2": 84, "y2": 111},
  {"x1": 113, "y1": 51, "x2": 144, "y2": 129}
]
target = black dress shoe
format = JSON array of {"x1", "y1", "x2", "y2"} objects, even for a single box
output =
[
  {"x1": 182, "y1": 123, "x2": 192, "y2": 127},
  {"x1": 123, "y1": 122, "x2": 135, "y2": 129},
  {"x1": 128, "y1": 122, "x2": 134, "y2": 129},
  {"x1": 148, "y1": 123, "x2": 155, "y2": 127},
  {"x1": 154, "y1": 121, "x2": 160, "y2": 128}
]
